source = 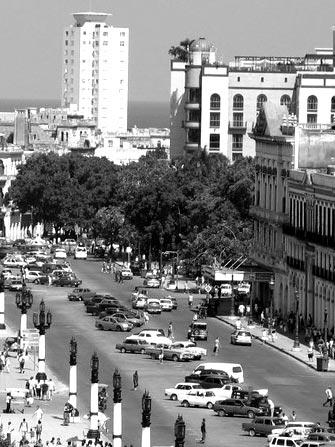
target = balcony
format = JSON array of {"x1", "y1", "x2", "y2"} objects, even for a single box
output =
[
  {"x1": 283, "y1": 224, "x2": 335, "y2": 250},
  {"x1": 228, "y1": 121, "x2": 247, "y2": 134},
  {"x1": 184, "y1": 102, "x2": 200, "y2": 110},
  {"x1": 184, "y1": 120, "x2": 200, "y2": 129},
  {"x1": 312, "y1": 265, "x2": 335, "y2": 283},
  {"x1": 184, "y1": 142, "x2": 200, "y2": 151},
  {"x1": 250, "y1": 206, "x2": 289, "y2": 226},
  {"x1": 286, "y1": 256, "x2": 305, "y2": 272}
]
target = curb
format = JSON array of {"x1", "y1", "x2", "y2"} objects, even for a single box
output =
[{"x1": 217, "y1": 316, "x2": 335, "y2": 373}]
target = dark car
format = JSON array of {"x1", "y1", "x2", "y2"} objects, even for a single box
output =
[
  {"x1": 213, "y1": 398, "x2": 265, "y2": 418},
  {"x1": 115, "y1": 338, "x2": 150, "y2": 354},
  {"x1": 242, "y1": 417, "x2": 286, "y2": 437},
  {"x1": 68, "y1": 288, "x2": 96, "y2": 302},
  {"x1": 185, "y1": 369, "x2": 231, "y2": 384},
  {"x1": 85, "y1": 297, "x2": 104, "y2": 313},
  {"x1": 249, "y1": 396, "x2": 282, "y2": 417},
  {"x1": 53, "y1": 275, "x2": 81, "y2": 287},
  {"x1": 199, "y1": 376, "x2": 232, "y2": 389}
]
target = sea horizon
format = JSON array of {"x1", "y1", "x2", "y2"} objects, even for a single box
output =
[{"x1": 0, "y1": 99, "x2": 169, "y2": 129}]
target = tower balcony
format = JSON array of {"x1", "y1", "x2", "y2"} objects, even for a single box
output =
[
  {"x1": 184, "y1": 120, "x2": 200, "y2": 129},
  {"x1": 184, "y1": 102, "x2": 200, "y2": 111},
  {"x1": 184, "y1": 142, "x2": 200, "y2": 151},
  {"x1": 228, "y1": 121, "x2": 247, "y2": 134}
]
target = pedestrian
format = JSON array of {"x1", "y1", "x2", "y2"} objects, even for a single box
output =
[
  {"x1": 36, "y1": 420, "x2": 42, "y2": 442},
  {"x1": 33, "y1": 405, "x2": 44, "y2": 422},
  {"x1": 19, "y1": 354, "x2": 25, "y2": 373},
  {"x1": 167, "y1": 322, "x2": 173, "y2": 339},
  {"x1": 159, "y1": 348, "x2": 164, "y2": 364},
  {"x1": 48, "y1": 378, "x2": 55, "y2": 400},
  {"x1": 268, "y1": 398, "x2": 275, "y2": 417},
  {"x1": 133, "y1": 370, "x2": 138, "y2": 390},
  {"x1": 36, "y1": 380, "x2": 41, "y2": 399},
  {"x1": 6, "y1": 421, "x2": 14, "y2": 445},
  {"x1": 290, "y1": 410, "x2": 296, "y2": 421},
  {"x1": 238, "y1": 303, "x2": 245, "y2": 317},
  {"x1": 262, "y1": 329, "x2": 267, "y2": 344},
  {"x1": 282, "y1": 413, "x2": 288, "y2": 425},
  {"x1": 19, "y1": 418, "x2": 29, "y2": 441},
  {"x1": 30, "y1": 427, "x2": 36, "y2": 443},
  {"x1": 200, "y1": 418, "x2": 206, "y2": 443},
  {"x1": 323, "y1": 386, "x2": 333, "y2": 407},
  {"x1": 187, "y1": 326, "x2": 192, "y2": 340},
  {"x1": 307, "y1": 344, "x2": 314, "y2": 362},
  {"x1": 213, "y1": 337, "x2": 220, "y2": 355},
  {"x1": 143, "y1": 311, "x2": 149, "y2": 324},
  {"x1": 188, "y1": 294, "x2": 193, "y2": 308},
  {"x1": 5, "y1": 392, "x2": 12, "y2": 413},
  {"x1": 41, "y1": 381, "x2": 48, "y2": 400}
]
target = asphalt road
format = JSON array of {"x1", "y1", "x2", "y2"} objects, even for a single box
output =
[{"x1": 3, "y1": 258, "x2": 334, "y2": 447}]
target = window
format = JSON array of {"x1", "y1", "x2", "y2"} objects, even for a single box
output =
[
  {"x1": 120, "y1": 41, "x2": 125, "y2": 46},
  {"x1": 331, "y1": 96, "x2": 335, "y2": 112},
  {"x1": 233, "y1": 94, "x2": 244, "y2": 110},
  {"x1": 261, "y1": 77, "x2": 264, "y2": 82},
  {"x1": 307, "y1": 95, "x2": 318, "y2": 112},
  {"x1": 103, "y1": 32, "x2": 108, "y2": 36},
  {"x1": 307, "y1": 114, "x2": 317, "y2": 124},
  {"x1": 210, "y1": 112, "x2": 220, "y2": 127},
  {"x1": 237, "y1": 76, "x2": 240, "y2": 82},
  {"x1": 210, "y1": 94, "x2": 220, "y2": 110},
  {"x1": 232, "y1": 134, "x2": 243, "y2": 150},
  {"x1": 233, "y1": 112, "x2": 243, "y2": 127},
  {"x1": 284, "y1": 77, "x2": 288, "y2": 83},
  {"x1": 257, "y1": 94, "x2": 267, "y2": 111},
  {"x1": 276, "y1": 440, "x2": 285, "y2": 446},
  {"x1": 103, "y1": 41, "x2": 108, "y2": 45},
  {"x1": 120, "y1": 31, "x2": 126, "y2": 37},
  {"x1": 209, "y1": 134, "x2": 220, "y2": 150},
  {"x1": 65, "y1": 40, "x2": 68, "y2": 46},
  {"x1": 280, "y1": 95, "x2": 291, "y2": 107}
]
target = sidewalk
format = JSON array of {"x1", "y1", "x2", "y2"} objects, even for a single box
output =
[
  {"x1": 217, "y1": 316, "x2": 335, "y2": 373},
  {"x1": 0, "y1": 327, "x2": 110, "y2": 446}
]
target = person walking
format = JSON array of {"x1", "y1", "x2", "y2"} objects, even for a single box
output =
[
  {"x1": 213, "y1": 337, "x2": 220, "y2": 355},
  {"x1": 133, "y1": 371, "x2": 138, "y2": 391},
  {"x1": 188, "y1": 294, "x2": 193, "y2": 308},
  {"x1": 167, "y1": 322, "x2": 173, "y2": 339},
  {"x1": 290, "y1": 410, "x2": 296, "y2": 421},
  {"x1": 19, "y1": 418, "x2": 29, "y2": 441},
  {"x1": 268, "y1": 397, "x2": 275, "y2": 417},
  {"x1": 36, "y1": 420, "x2": 42, "y2": 442},
  {"x1": 307, "y1": 344, "x2": 314, "y2": 362},
  {"x1": 18, "y1": 354, "x2": 25, "y2": 374},
  {"x1": 33, "y1": 405, "x2": 44, "y2": 422},
  {"x1": 323, "y1": 386, "x2": 333, "y2": 407},
  {"x1": 200, "y1": 418, "x2": 206, "y2": 443},
  {"x1": 281, "y1": 413, "x2": 288, "y2": 425},
  {"x1": 5, "y1": 393, "x2": 12, "y2": 413}
]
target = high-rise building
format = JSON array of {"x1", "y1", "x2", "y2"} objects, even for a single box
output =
[{"x1": 62, "y1": 12, "x2": 129, "y2": 133}]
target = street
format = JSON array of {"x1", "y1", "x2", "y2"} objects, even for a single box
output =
[{"x1": 3, "y1": 258, "x2": 333, "y2": 447}]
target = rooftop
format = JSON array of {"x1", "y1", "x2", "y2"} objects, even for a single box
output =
[{"x1": 73, "y1": 12, "x2": 112, "y2": 26}]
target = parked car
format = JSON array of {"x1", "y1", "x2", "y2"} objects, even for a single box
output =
[
  {"x1": 270, "y1": 422, "x2": 316, "y2": 440},
  {"x1": 249, "y1": 396, "x2": 282, "y2": 417},
  {"x1": 181, "y1": 390, "x2": 220, "y2": 409},
  {"x1": 53, "y1": 275, "x2": 81, "y2": 287},
  {"x1": 242, "y1": 417, "x2": 286, "y2": 437},
  {"x1": 189, "y1": 321, "x2": 208, "y2": 341},
  {"x1": 213, "y1": 398, "x2": 265, "y2": 418},
  {"x1": 207, "y1": 383, "x2": 241, "y2": 399},
  {"x1": 159, "y1": 298, "x2": 173, "y2": 311},
  {"x1": 145, "y1": 344, "x2": 194, "y2": 362},
  {"x1": 3, "y1": 255, "x2": 26, "y2": 268},
  {"x1": 54, "y1": 248, "x2": 67, "y2": 259},
  {"x1": 68, "y1": 288, "x2": 96, "y2": 302},
  {"x1": 115, "y1": 338, "x2": 150, "y2": 354},
  {"x1": 164, "y1": 383, "x2": 202, "y2": 401},
  {"x1": 126, "y1": 330, "x2": 172, "y2": 346},
  {"x1": 170, "y1": 296, "x2": 178, "y2": 310},
  {"x1": 170, "y1": 341, "x2": 207, "y2": 360},
  {"x1": 143, "y1": 278, "x2": 160, "y2": 288},
  {"x1": 25, "y1": 271, "x2": 48, "y2": 284},
  {"x1": 307, "y1": 433, "x2": 335, "y2": 442},
  {"x1": 132, "y1": 296, "x2": 147, "y2": 309},
  {"x1": 268, "y1": 436, "x2": 301, "y2": 447},
  {"x1": 111, "y1": 311, "x2": 145, "y2": 327},
  {"x1": 231, "y1": 330, "x2": 252, "y2": 346},
  {"x1": 145, "y1": 299, "x2": 162, "y2": 314},
  {"x1": 74, "y1": 246, "x2": 88, "y2": 259},
  {"x1": 121, "y1": 268, "x2": 133, "y2": 280},
  {"x1": 8, "y1": 279, "x2": 24, "y2": 291},
  {"x1": 166, "y1": 280, "x2": 177, "y2": 291},
  {"x1": 95, "y1": 316, "x2": 133, "y2": 332},
  {"x1": 185, "y1": 369, "x2": 231, "y2": 384}
]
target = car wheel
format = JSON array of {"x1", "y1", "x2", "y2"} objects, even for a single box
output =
[
  {"x1": 120, "y1": 348, "x2": 126, "y2": 353},
  {"x1": 181, "y1": 400, "x2": 189, "y2": 408},
  {"x1": 98, "y1": 325, "x2": 103, "y2": 330},
  {"x1": 34, "y1": 279, "x2": 40, "y2": 284},
  {"x1": 249, "y1": 429, "x2": 256, "y2": 437},
  {"x1": 116, "y1": 326, "x2": 122, "y2": 331},
  {"x1": 247, "y1": 411, "x2": 255, "y2": 419},
  {"x1": 172, "y1": 354, "x2": 178, "y2": 362},
  {"x1": 207, "y1": 402, "x2": 214, "y2": 409},
  {"x1": 218, "y1": 410, "x2": 225, "y2": 417},
  {"x1": 170, "y1": 394, "x2": 177, "y2": 401},
  {"x1": 139, "y1": 348, "x2": 145, "y2": 355}
]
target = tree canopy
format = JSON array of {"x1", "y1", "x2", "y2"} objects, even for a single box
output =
[{"x1": 8, "y1": 149, "x2": 255, "y2": 267}]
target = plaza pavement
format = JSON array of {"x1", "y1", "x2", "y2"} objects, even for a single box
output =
[{"x1": 0, "y1": 327, "x2": 109, "y2": 447}]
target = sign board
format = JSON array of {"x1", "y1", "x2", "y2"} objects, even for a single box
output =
[
  {"x1": 21, "y1": 329, "x2": 39, "y2": 346},
  {"x1": 204, "y1": 285, "x2": 212, "y2": 293}
]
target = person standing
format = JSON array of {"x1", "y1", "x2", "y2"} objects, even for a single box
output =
[
  {"x1": 5, "y1": 393, "x2": 12, "y2": 413},
  {"x1": 167, "y1": 322, "x2": 173, "y2": 339},
  {"x1": 133, "y1": 371, "x2": 138, "y2": 391},
  {"x1": 33, "y1": 405, "x2": 44, "y2": 422},
  {"x1": 290, "y1": 410, "x2": 296, "y2": 421},
  {"x1": 307, "y1": 344, "x2": 314, "y2": 362},
  {"x1": 188, "y1": 295, "x2": 193, "y2": 308},
  {"x1": 19, "y1": 418, "x2": 29, "y2": 441},
  {"x1": 36, "y1": 420, "x2": 42, "y2": 442},
  {"x1": 281, "y1": 413, "x2": 288, "y2": 425},
  {"x1": 213, "y1": 337, "x2": 220, "y2": 355},
  {"x1": 200, "y1": 418, "x2": 206, "y2": 443},
  {"x1": 18, "y1": 353, "x2": 25, "y2": 374},
  {"x1": 268, "y1": 397, "x2": 275, "y2": 417},
  {"x1": 323, "y1": 386, "x2": 333, "y2": 407},
  {"x1": 6, "y1": 421, "x2": 14, "y2": 445}
]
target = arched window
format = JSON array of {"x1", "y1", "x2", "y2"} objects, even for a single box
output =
[
  {"x1": 210, "y1": 94, "x2": 220, "y2": 110},
  {"x1": 257, "y1": 94, "x2": 267, "y2": 111},
  {"x1": 307, "y1": 95, "x2": 318, "y2": 112},
  {"x1": 233, "y1": 94, "x2": 244, "y2": 110},
  {"x1": 331, "y1": 96, "x2": 335, "y2": 113},
  {"x1": 280, "y1": 95, "x2": 291, "y2": 107}
]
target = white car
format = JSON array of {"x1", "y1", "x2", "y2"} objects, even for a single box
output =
[
  {"x1": 231, "y1": 329, "x2": 252, "y2": 346},
  {"x1": 54, "y1": 249, "x2": 67, "y2": 259},
  {"x1": 268, "y1": 436, "x2": 301, "y2": 447},
  {"x1": 144, "y1": 278, "x2": 160, "y2": 288},
  {"x1": 180, "y1": 390, "x2": 220, "y2": 409},
  {"x1": 24, "y1": 255, "x2": 36, "y2": 264},
  {"x1": 170, "y1": 341, "x2": 207, "y2": 360},
  {"x1": 220, "y1": 284, "x2": 232, "y2": 295},
  {"x1": 159, "y1": 298, "x2": 173, "y2": 311},
  {"x1": 121, "y1": 268, "x2": 133, "y2": 280},
  {"x1": 3, "y1": 256, "x2": 26, "y2": 268},
  {"x1": 126, "y1": 330, "x2": 172, "y2": 346},
  {"x1": 132, "y1": 296, "x2": 147, "y2": 309},
  {"x1": 270, "y1": 422, "x2": 316, "y2": 440},
  {"x1": 207, "y1": 383, "x2": 242, "y2": 399},
  {"x1": 25, "y1": 271, "x2": 44, "y2": 283},
  {"x1": 164, "y1": 383, "x2": 202, "y2": 401},
  {"x1": 74, "y1": 246, "x2": 88, "y2": 259}
]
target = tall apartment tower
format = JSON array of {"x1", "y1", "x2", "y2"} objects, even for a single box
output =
[{"x1": 62, "y1": 12, "x2": 129, "y2": 133}]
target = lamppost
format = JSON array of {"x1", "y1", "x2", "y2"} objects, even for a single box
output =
[
  {"x1": 293, "y1": 287, "x2": 300, "y2": 351},
  {"x1": 141, "y1": 390, "x2": 151, "y2": 447},
  {"x1": 230, "y1": 274, "x2": 235, "y2": 317},
  {"x1": 87, "y1": 353, "x2": 100, "y2": 440},
  {"x1": 159, "y1": 234, "x2": 164, "y2": 273},
  {"x1": 174, "y1": 414, "x2": 186, "y2": 447},
  {"x1": 248, "y1": 273, "x2": 256, "y2": 325},
  {"x1": 113, "y1": 369, "x2": 122, "y2": 447},
  {"x1": 164, "y1": 250, "x2": 179, "y2": 290},
  {"x1": 16, "y1": 283, "x2": 33, "y2": 344},
  {"x1": 0, "y1": 273, "x2": 5, "y2": 329},
  {"x1": 268, "y1": 276, "x2": 275, "y2": 337},
  {"x1": 33, "y1": 300, "x2": 52, "y2": 379},
  {"x1": 324, "y1": 307, "x2": 328, "y2": 342},
  {"x1": 69, "y1": 337, "x2": 77, "y2": 411}
]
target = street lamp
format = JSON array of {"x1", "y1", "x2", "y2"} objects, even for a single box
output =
[
  {"x1": 16, "y1": 282, "x2": 33, "y2": 342},
  {"x1": 324, "y1": 308, "x2": 328, "y2": 342},
  {"x1": 174, "y1": 414, "x2": 186, "y2": 447},
  {"x1": 230, "y1": 274, "x2": 235, "y2": 317},
  {"x1": 293, "y1": 288, "x2": 300, "y2": 350},
  {"x1": 33, "y1": 300, "x2": 52, "y2": 379},
  {"x1": 69, "y1": 337, "x2": 78, "y2": 410},
  {"x1": 87, "y1": 352, "x2": 100, "y2": 440},
  {"x1": 268, "y1": 276, "x2": 275, "y2": 337},
  {"x1": 113, "y1": 369, "x2": 122, "y2": 447},
  {"x1": 159, "y1": 234, "x2": 164, "y2": 273}
]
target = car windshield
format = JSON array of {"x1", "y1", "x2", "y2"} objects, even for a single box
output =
[{"x1": 274, "y1": 419, "x2": 284, "y2": 425}]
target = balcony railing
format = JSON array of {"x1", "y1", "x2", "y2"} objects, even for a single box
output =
[
  {"x1": 228, "y1": 121, "x2": 247, "y2": 134},
  {"x1": 283, "y1": 224, "x2": 335, "y2": 249},
  {"x1": 286, "y1": 256, "x2": 305, "y2": 272}
]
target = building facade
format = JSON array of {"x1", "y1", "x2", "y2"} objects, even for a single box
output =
[{"x1": 61, "y1": 12, "x2": 129, "y2": 134}]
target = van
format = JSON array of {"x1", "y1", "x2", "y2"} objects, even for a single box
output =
[{"x1": 192, "y1": 362, "x2": 244, "y2": 383}]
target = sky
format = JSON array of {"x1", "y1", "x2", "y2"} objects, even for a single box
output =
[{"x1": 0, "y1": 0, "x2": 335, "y2": 105}]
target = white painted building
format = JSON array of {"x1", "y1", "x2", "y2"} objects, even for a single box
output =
[{"x1": 62, "y1": 12, "x2": 129, "y2": 134}]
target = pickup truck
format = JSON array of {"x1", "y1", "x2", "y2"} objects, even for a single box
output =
[
  {"x1": 242, "y1": 417, "x2": 286, "y2": 437},
  {"x1": 146, "y1": 344, "x2": 194, "y2": 362}
]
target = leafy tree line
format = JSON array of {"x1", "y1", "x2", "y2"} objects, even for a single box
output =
[{"x1": 7, "y1": 150, "x2": 254, "y2": 269}]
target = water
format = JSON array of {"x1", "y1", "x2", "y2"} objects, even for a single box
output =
[{"x1": 0, "y1": 99, "x2": 169, "y2": 129}]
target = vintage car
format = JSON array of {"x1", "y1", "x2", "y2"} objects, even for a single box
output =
[{"x1": 145, "y1": 343, "x2": 194, "y2": 362}]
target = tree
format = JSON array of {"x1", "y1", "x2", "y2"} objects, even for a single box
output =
[{"x1": 168, "y1": 38, "x2": 194, "y2": 62}]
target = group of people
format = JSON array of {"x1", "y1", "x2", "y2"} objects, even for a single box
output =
[{"x1": 25, "y1": 377, "x2": 55, "y2": 401}]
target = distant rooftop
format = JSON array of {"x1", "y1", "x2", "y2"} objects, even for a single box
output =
[{"x1": 73, "y1": 12, "x2": 112, "y2": 26}]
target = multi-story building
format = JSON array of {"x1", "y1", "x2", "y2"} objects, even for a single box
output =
[
  {"x1": 170, "y1": 31, "x2": 335, "y2": 162},
  {"x1": 62, "y1": 12, "x2": 129, "y2": 134}
]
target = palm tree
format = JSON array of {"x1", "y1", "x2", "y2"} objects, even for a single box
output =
[{"x1": 168, "y1": 38, "x2": 194, "y2": 62}]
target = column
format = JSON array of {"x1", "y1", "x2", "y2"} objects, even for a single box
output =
[
  {"x1": 113, "y1": 402, "x2": 122, "y2": 447},
  {"x1": 69, "y1": 364, "x2": 77, "y2": 409},
  {"x1": 0, "y1": 282, "x2": 5, "y2": 330},
  {"x1": 90, "y1": 382, "x2": 99, "y2": 434},
  {"x1": 38, "y1": 333, "x2": 45, "y2": 373}
]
